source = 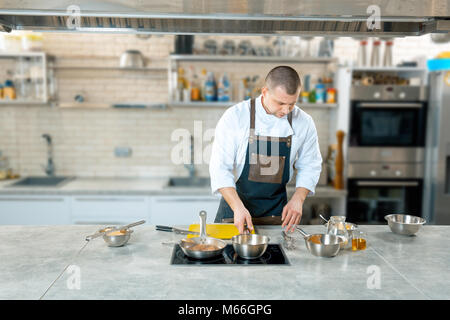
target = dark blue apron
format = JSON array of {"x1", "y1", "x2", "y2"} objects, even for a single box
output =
[{"x1": 214, "y1": 98, "x2": 293, "y2": 223}]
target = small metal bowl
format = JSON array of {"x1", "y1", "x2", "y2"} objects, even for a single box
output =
[
  {"x1": 103, "y1": 229, "x2": 133, "y2": 247},
  {"x1": 231, "y1": 234, "x2": 270, "y2": 259},
  {"x1": 385, "y1": 214, "x2": 426, "y2": 236}
]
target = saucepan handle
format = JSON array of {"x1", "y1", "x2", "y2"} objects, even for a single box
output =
[
  {"x1": 155, "y1": 225, "x2": 173, "y2": 232},
  {"x1": 199, "y1": 210, "x2": 207, "y2": 239},
  {"x1": 295, "y1": 227, "x2": 309, "y2": 238}
]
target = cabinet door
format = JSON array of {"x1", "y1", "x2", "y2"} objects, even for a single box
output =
[
  {"x1": 70, "y1": 196, "x2": 149, "y2": 225},
  {"x1": 0, "y1": 195, "x2": 70, "y2": 225},
  {"x1": 149, "y1": 196, "x2": 220, "y2": 225}
]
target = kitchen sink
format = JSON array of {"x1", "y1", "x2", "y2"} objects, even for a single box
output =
[
  {"x1": 166, "y1": 176, "x2": 210, "y2": 188},
  {"x1": 8, "y1": 176, "x2": 73, "y2": 187}
]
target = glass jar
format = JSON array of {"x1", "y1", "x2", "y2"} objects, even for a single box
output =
[
  {"x1": 327, "y1": 216, "x2": 349, "y2": 249},
  {"x1": 352, "y1": 230, "x2": 367, "y2": 251}
]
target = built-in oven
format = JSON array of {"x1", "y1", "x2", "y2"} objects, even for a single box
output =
[
  {"x1": 347, "y1": 85, "x2": 427, "y2": 223},
  {"x1": 347, "y1": 178, "x2": 423, "y2": 224},
  {"x1": 349, "y1": 86, "x2": 427, "y2": 149}
]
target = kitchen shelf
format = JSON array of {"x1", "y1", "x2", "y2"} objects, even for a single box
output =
[
  {"x1": 168, "y1": 54, "x2": 338, "y2": 107},
  {"x1": 50, "y1": 66, "x2": 167, "y2": 72},
  {"x1": 169, "y1": 101, "x2": 337, "y2": 108},
  {"x1": 350, "y1": 67, "x2": 427, "y2": 72},
  {"x1": 170, "y1": 54, "x2": 337, "y2": 63},
  {"x1": 0, "y1": 52, "x2": 48, "y2": 104},
  {"x1": 0, "y1": 52, "x2": 46, "y2": 58},
  {"x1": 0, "y1": 100, "x2": 48, "y2": 105},
  {"x1": 57, "y1": 102, "x2": 167, "y2": 110}
]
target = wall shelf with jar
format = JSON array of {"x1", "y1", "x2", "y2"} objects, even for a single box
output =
[
  {"x1": 0, "y1": 52, "x2": 48, "y2": 105},
  {"x1": 168, "y1": 54, "x2": 339, "y2": 108}
]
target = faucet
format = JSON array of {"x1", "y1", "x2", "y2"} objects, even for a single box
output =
[
  {"x1": 184, "y1": 134, "x2": 196, "y2": 178},
  {"x1": 42, "y1": 133, "x2": 55, "y2": 176}
]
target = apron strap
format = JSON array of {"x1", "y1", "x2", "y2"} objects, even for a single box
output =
[{"x1": 249, "y1": 98, "x2": 256, "y2": 144}]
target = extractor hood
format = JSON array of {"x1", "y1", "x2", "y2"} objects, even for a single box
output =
[{"x1": 1, "y1": 0, "x2": 450, "y2": 36}]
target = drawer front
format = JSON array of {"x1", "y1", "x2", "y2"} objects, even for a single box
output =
[
  {"x1": 71, "y1": 196, "x2": 149, "y2": 224},
  {"x1": 0, "y1": 196, "x2": 70, "y2": 225},
  {"x1": 150, "y1": 196, "x2": 220, "y2": 225}
]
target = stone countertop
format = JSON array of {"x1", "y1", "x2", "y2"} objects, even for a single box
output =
[
  {"x1": 0, "y1": 177, "x2": 347, "y2": 197},
  {"x1": 0, "y1": 225, "x2": 448, "y2": 300}
]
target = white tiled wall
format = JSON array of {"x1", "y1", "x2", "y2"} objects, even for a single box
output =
[{"x1": 0, "y1": 33, "x2": 448, "y2": 177}]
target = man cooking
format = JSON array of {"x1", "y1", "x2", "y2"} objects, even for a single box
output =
[{"x1": 209, "y1": 66, "x2": 322, "y2": 234}]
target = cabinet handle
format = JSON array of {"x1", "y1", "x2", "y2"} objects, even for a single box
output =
[
  {"x1": 155, "y1": 198, "x2": 219, "y2": 203},
  {"x1": 356, "y1": 181, "x2": 419, "y2": 187},
  {"x1": 74, "y1": 221, "x2": 127, "y2": 225},
  {"x1": 0, "y1": 198, "x2": 65, "y2": 202},
  {"x1": 74, "y1": 198, "x2": 145, "y2": 202}
]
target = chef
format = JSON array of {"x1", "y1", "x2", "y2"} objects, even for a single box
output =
[{"x1": 209, "y1": 66, "x2": 322, "y2": 233}]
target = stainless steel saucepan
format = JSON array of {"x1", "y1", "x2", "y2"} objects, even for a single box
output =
[
  {"x1": 179, "y1": 211, "x2": 227, "y2": 259},
  {"x1": 296, "y1": 227, "x2": 341, "y2": 258}
]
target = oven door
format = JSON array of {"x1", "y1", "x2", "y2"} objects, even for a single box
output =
[
  {"x1": 349, "y1": 102, "x2": 427, "y2": 147},
  {"x1": 347, "y1": 179, "x2": 423, "y2": 224}
]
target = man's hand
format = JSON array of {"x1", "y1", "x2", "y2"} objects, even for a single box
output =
[
  {"x1": 233, "y1": 205, "x2": 254, "y2": 234},
  {"x1": 219, "y1": 187, "x2": 254, "y2": 234},
  {"x1": 281, "y1": 187, "x2": 309, "y2": 232}
]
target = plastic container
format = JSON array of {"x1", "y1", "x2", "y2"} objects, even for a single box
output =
[
  {"x1": 21, "y1": 33, "x2": 44, "y2": 51},
  {"x1": 357, "y1": 40, "x2": 368, "y2": 67},
  {"x1": 301, "y1": 91, "x2": 309, "y2": 103},
  {"x1": 204, "y1": 72, "x2": 217, "y2": 101},
  {"x1": 326, "y1": 88, "x2": 336, "y2": 103},
  {"x1": 3, "y1": 80, "x2": 16, "y2": 100},
  {"x1": 383, "y1": 40, "x2": 393, "y2": 67},
  {"x1": 315, "y1": 83, "x2": 325, "y2": 103},
  {"x1": 218, "y1": 73, "x2": 231, "y2": 102},
  {"x1": 371, "y1": 40, "x2": 381, "y2": 67}
]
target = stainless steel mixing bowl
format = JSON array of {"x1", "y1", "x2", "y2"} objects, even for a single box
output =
[
  {"x1": 385, "y1": 214, "x2": 426, "y2": 236},
  {"x1": 296, "y1": 228, "x2": 341, "y2": 257},
  {"x1": 103, "y1": 229, "x2": 133, "y2": 247},
  {"x1": 231, "y1": 234, "x2": 270, "y2": 259}
]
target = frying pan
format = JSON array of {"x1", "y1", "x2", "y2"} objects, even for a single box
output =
[
  {"x1": 180, "y1": 211, "x2": 226, "y2": 259},
  {"x1": 296, "y1": 227, "x2": 341, "y2": 258}
]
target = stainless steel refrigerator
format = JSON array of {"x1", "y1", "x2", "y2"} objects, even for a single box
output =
[{"x1": 424, "y1": 71, "x2": 450, "y2": 224}]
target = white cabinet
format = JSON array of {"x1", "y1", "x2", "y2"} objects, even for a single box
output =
[
  {"x1": 149, "y1": 196, "x2": 220, "y2": 225},
  {"x1": 70, "y1": 196, "x2": 149, "y2": 225},
  {"x1": 0, "y1": 195, "x2": 70, "y2": 225}
]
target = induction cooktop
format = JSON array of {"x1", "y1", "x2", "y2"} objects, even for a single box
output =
[{"x1": 170, "y1": 244, "x2": 290, "y2": 265}]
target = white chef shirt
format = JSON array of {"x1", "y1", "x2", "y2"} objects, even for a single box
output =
[{"x1": 209, "y1": 94, "x2": 322, "y2": 197}]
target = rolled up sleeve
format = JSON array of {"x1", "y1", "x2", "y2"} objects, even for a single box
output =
[
  {"x1": 209, "y1": 110, "x2": 239, "y2": 196},
  {"x1": 294, "y1": 116, "x2": 322, "y2": 196}
]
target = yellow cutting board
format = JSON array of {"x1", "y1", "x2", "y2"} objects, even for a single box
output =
[{"x1": 187, "y1": 223, "x2": 255, "y2": 239}]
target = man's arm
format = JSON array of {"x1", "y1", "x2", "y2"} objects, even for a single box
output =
[
  {"x1": 210, "y1": 107, "x2": 252, "y2": 234},
  {"x1": 218, "y1": 187, "x2": 254, "y2": 234},
  {"x1": 281, "y1": 187, "x2": 309, "y2": 232},
  {"x1": 282, "y1": 116, "x2": 322, "y2": 232}
]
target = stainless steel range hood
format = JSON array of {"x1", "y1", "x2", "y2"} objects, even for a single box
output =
[{"x1": 1, "y1": 0, "x2": 450, "y2": 36}]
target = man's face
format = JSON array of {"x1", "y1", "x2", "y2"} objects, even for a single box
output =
[{"x1": 261, "y1": 85, "x2": 300, "y2": 118}]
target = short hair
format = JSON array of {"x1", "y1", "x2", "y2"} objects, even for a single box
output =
[{"x1": 265, "y1": 66, "x2": 301, "y2": 95}]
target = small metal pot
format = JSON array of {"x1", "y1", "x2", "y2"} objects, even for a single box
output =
[
  {"x1": 296, "y1": 228, "x2": 341, "y2": 258},
  {"x1": 385, "y1": 214, "x2": 426, "y2": 236},
  {"x1": 103, "y1": 229, "x2": 133, "y2": 247},
  {"x1": 119, "y1": 50, "x2": 144, "y2": 68},
  {"x1": 231, "y1": 234, "x2": 270, "y2": 259}
]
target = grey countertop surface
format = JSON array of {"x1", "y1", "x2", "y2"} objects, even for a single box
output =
[
  {"x1": 0, "y1": 224, "x2": 448, "y2": 300},
  {"x1": 0, "y1": 177, "x2": 347, "y2": 197}
]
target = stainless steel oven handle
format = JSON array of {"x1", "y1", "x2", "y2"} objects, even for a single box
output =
[
  {"x1": 356, "y1": 181, "x2": 419, "y2": 187},
  {"x1": 358, "y1": 103, "x2": 423, "y2": 108}
]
